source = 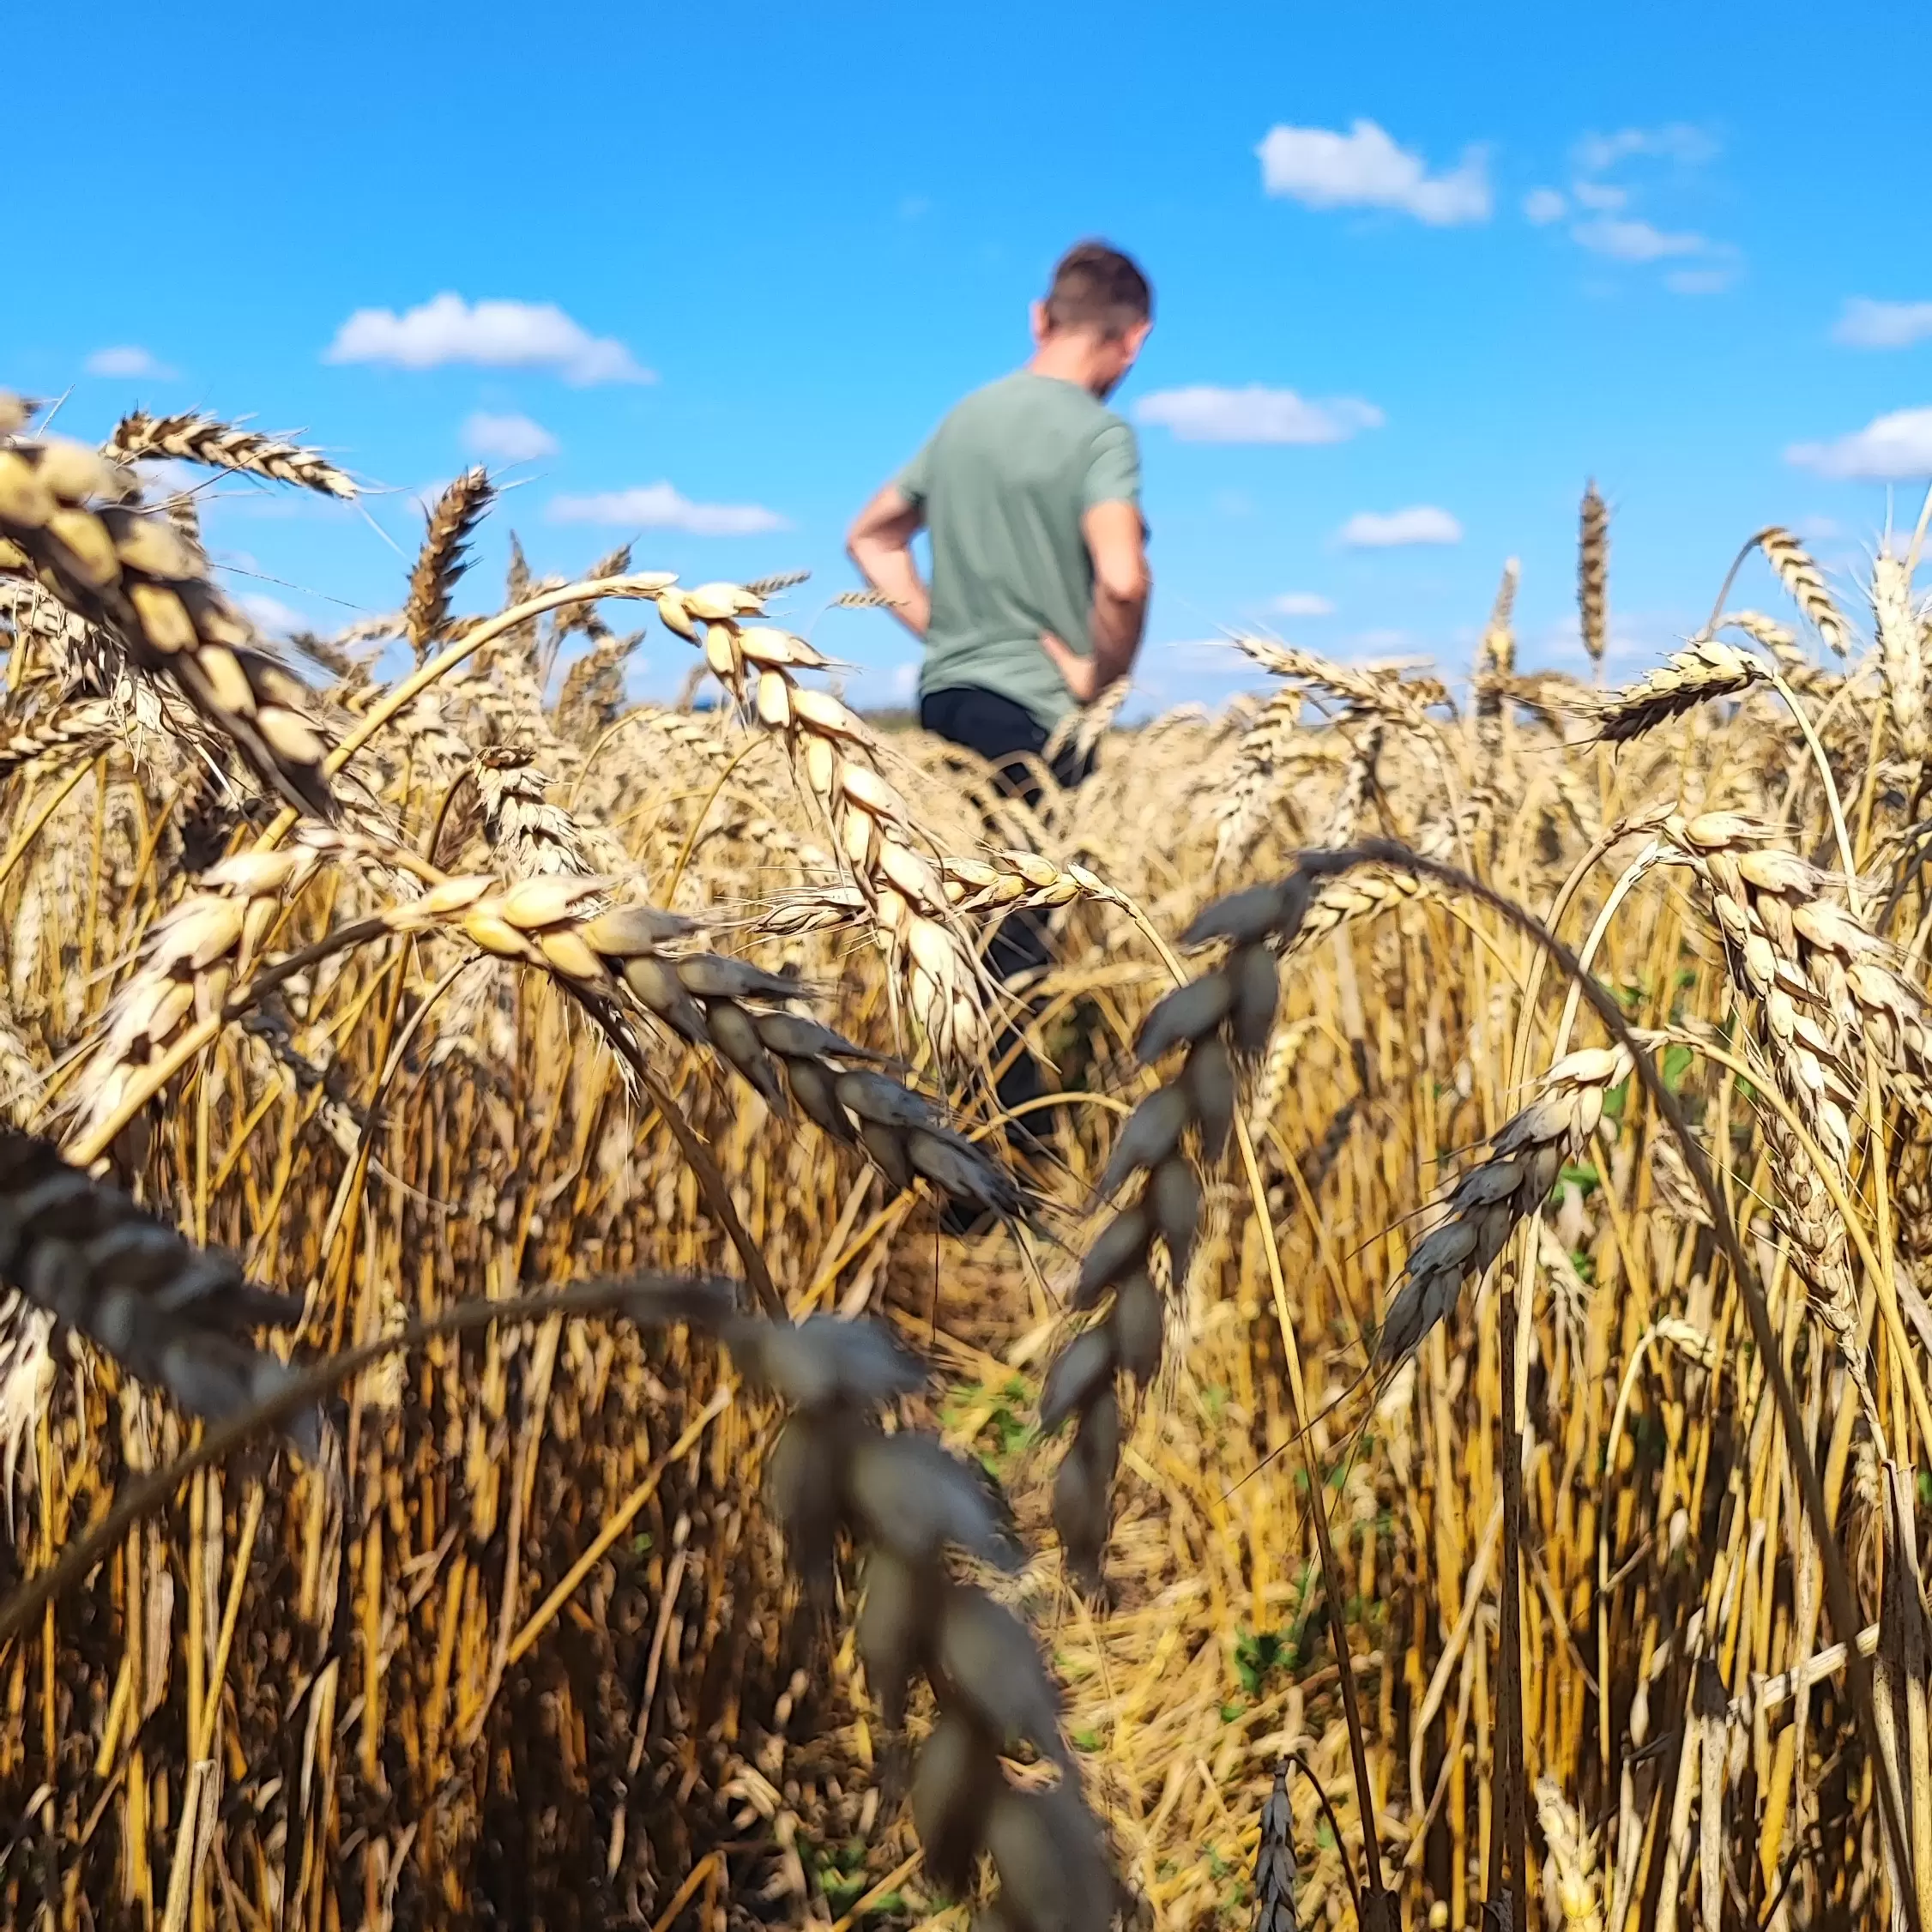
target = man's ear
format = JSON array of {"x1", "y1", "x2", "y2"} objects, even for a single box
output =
[
  {"x1": 1123, "y1": 318, "x2": 1153, "y2": 360},
  {"x1": 1029, "y1": 301, "x2": 1052, "y2": 347}
]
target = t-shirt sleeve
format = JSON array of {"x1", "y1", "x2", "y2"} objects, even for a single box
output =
[
  {"x1": 1083, "y1": 419, "x2": 1141, "y2": 511},
  {"x1": 895, "y1": 434, "x2": 934, "y2": 510}
]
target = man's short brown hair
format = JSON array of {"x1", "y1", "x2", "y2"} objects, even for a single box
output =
[{"x1": 1042, "y1": 240, "x2": 1153, "y2": 339}]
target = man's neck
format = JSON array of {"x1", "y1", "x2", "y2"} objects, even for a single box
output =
[{"x1": 1026, "y1": 336, "x2": 1108, "y2": 398}]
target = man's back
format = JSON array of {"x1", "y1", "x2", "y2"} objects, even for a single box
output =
[{"x1": 898, "y1": 371, "x2": 1139, "y2": 733}]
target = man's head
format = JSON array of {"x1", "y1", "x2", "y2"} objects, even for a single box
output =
[{"x1": 1029, "y1": 240, "x2": 1153, "y2": 398}]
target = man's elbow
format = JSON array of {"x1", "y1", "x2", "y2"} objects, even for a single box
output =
[{"x1": 1097, "y1": 557, "x2": 1151, "y2": 610}]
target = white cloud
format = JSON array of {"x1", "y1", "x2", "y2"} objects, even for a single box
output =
[
  {"x1": 548, "y1": 482, "x2": 788, "y2": 534},
  {"x1": 1523, "y1": 187, "x2": 1568, "y2": 226},
  {"x1": 1834, "y1": 299, "x2": 1932, "y2": 350},
  {"x1": 1665, "y1": 265, "x2": 1738, "y2": 297},
  {"x1": 1337, "y1": 505, "x2": 1464, "y2": 548},
  {"x1": 1571, "y1": 217, "x2": 1710, "y2": 263},
  {"x1": 1573, "y1": 124, "x2": 1718, "y2": 174},
  {"x1": 462, "y1": 410, "x2": 559, "y2": 462},
  {"x1": 1256, "y1": 119, "x2": 1490, "y2": 226},
  {"x1": 1270, "y1": 592, "x2": 1336, "y2": 618},
  {"x1": 887, "y1": 661, "x2": 918, "y2": 701},
  {"x1": 1136, "y1": 384, "x2": 1383, "y2": 444},
  {"x1": 238, "y1": 592, "x2": 309, "y2": 637},
  {"x1": 325, "y1": 293, "x2": 653, "y2": 384},
  {"x1": 86, "y1": 345, "x2": 176, "y2": 380},
  {"x1": 1571, "y1": 180, "x2": 1628, "y2": 213},
  {"x1": 1786, "y1": 408, "x2": 1932, "y2": 482}
]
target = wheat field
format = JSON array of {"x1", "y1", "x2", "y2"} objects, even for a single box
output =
[{"x1": 2, "y1": 393, "x2": 1931, "y2": 1931}]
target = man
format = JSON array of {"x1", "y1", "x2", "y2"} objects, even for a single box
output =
[{"x1": 846, "y1": 239, "x2": 1154, "y2": 1154}]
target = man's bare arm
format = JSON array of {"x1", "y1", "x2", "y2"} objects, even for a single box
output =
[
  {"x1": 845, "y1": 485, "x2": 932, "y2": 639},
  {"x1": 1041, "y1": 499, "x2": 1150, "y2": 703}
]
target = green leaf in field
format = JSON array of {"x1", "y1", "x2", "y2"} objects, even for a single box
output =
[
  {"x1": 1235, "y1": 1627, "x2": 1285, "y2": 1696},
  {"x1": 1662, "y1": 1042, "x2": 1694, "y2": 1092},
  {"x1": 1560, "y1": 1161, "x2": 1600, "y2": 1195}
]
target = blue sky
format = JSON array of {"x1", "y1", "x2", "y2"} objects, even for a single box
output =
[{"x1": 11, "y1": 0, "x2": 1932, "y2": 713}]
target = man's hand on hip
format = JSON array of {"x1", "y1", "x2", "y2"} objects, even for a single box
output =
[{"x1": 1039, "y1": 629, "x2": 1104, "y2": 704}]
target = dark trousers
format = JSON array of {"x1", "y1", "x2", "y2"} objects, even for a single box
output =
[{"x1": 921, "y1": 686, "x2": 1092, "y2": 1148}]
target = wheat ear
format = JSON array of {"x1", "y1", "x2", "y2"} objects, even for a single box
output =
[
  {"x1": 1579, "y1": 482, "x2": 1609, "y2": 670},
  {"x1": 0, "y1": 1127, "x2": 323, "y2": 1456},
  {"x1": 1754, "y1": 526, "x2": 1853, "y2": 659},
  {"x1": 0, "y1": 408, "x2": 335, "y2": 815},
  {"x1": 105, "y1": 410, "x2": 356, "y2": 499},
  {"x1": 646, "y1": 582, "x2": 987, "y2": 1066},
  {"x1": 406, "y1": 468, "x2": 494, "y2": 661}
]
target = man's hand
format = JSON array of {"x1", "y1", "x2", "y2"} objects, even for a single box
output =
[
  {"x1": 846, "y1": 485, "x2": 932, "y2": 639},
  {"x1": 1040, "y1": 629, "x2": 1103, "y2": 704}
]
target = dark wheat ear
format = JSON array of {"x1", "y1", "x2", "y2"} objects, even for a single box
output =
[
  {"x1": 0, "y1": 1130, "x2": 322, "y2": 1460},
  {"x1": 406, "y1": 468, "x2": 494, "y2": 661}
]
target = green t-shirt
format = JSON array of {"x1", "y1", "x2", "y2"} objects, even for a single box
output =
[{"x1": 896, "y1": 370, "x2": 1142, "y2": 732}]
